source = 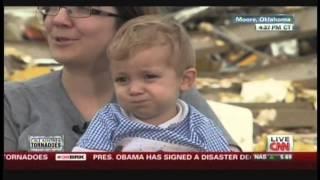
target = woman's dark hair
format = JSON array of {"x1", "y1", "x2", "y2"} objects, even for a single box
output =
[{"x1": 41, "y1": 6, "x2": 164, "y2": 29}]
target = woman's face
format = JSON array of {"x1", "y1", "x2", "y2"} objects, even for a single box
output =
[{"x1": 44, "y1": 6, "x2": 118, "y2": 67}]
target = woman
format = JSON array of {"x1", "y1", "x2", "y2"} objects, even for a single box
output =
[{"x1": 4, "y1": 6, "x2": 239, "y2": 152}]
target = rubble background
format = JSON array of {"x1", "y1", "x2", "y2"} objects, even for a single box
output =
[{"x1": 4, "y1": 6, "x2": 317, "y2": 152}]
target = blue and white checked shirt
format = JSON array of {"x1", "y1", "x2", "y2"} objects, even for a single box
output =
[{"x1": 76, "y1": 101, "x2": 231, "y2": 152}]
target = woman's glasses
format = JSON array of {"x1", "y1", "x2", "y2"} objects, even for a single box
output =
[{"x1": 38, "y1": 6, "x2": 122, "y2": 18}]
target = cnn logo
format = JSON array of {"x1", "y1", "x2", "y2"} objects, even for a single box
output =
[{"x1": 267, "y1": 135, "x2": 294, "y2": 152}]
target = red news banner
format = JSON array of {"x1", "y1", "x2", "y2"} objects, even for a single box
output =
[{"x1": 4, "y1": 152, "x2": 316, "y2": 170}]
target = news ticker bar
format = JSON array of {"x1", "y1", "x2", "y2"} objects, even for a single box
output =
[{"x1": 4, "y1": 152, "x2": 316, "y2": 170}]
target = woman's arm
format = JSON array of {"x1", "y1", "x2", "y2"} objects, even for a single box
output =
[
  {"x1": 4, "y1": 93, "x2": 19, "y2": 152},
  {"x1": 181, "y1": 87, "x2": 242, "y2": 151}
]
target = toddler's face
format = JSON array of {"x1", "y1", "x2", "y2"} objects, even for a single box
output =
[{"x1": 111, "y1": 45, "x2": 183, "y2": 125}]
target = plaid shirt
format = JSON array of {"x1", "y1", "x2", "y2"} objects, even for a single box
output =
[{"x1": 76, "y1": 103, "x2": 231, "y2": 152}]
